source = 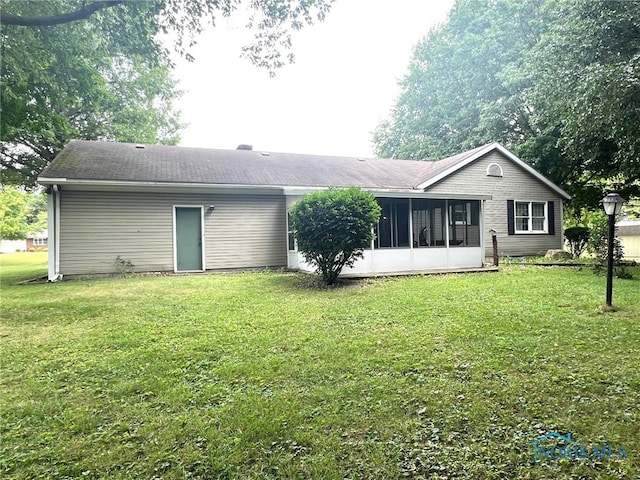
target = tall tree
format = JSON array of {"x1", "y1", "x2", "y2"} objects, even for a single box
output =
[
  {"x1": 0, "y1": 186, "x2": 28, "y2": 239},
  {"x1": 373, "y1": 0, "x2": 542, "y2": 161},
  {"x1": 25, "y1": 191, "x2": 48, "y2": 233},
  {"x1": 1, "y1": 15, "x2": 182, "y2": 186},
  {"x1": 374, "y1": 0, "x2": 640, "y2": 210},
  {"x1": 1, "y1": 0, "x2": 334, "y2": 187},
  {"x1": 520, "y1": 0, "x2": 640, "y2": 208}
]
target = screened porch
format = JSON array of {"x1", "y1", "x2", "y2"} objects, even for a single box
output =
[{"x1": 287, "y1": 194, "x2": 489, "y2": 276}]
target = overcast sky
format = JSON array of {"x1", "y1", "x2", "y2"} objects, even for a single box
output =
[{"x1": 172, "y1": 1, "x2": 454, "y2": 158}]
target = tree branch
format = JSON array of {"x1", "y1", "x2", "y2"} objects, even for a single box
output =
[{"x1": 0, "y1": 1, "x2": 125, "y2": 27}]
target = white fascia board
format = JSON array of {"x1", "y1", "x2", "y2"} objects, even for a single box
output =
[
  {"x1": 282, "y1": 186, "x2": 329, "y2": 196},
  {"x1": 39, "y1": 178, "x2": 492, "y2": 200},
  {"x1": 415, "y1": 142, "x2": 572, "y2": 200},
  {"x1": 38, "y1": 177, "x2": 67, "y2": 184},
  {"x1": 369, "y1": 191, "x2": 492, "y2": 200},
  {"x1": 282, "y1": 186, "x2": 491, "y2": 200},
  {"x1": 37, "y1": 178, "x2": 286, "y2": 195}
]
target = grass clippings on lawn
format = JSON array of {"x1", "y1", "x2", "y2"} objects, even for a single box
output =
[{"x1": 1, "y1": 252, "x2": 639, "y2": 479}]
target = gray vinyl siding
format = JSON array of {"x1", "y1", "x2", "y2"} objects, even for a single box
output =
[
  {"x1": 59, "y1": 190, "x2": 286, "y2": 275},
  {"x1": 425, "y1": 151, "x2": 565, "y2": 257}
]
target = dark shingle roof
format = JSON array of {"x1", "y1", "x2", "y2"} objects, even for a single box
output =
[
  {"x1": 40, "y1": 140, "x2": 569, "y2": 198},
  {"x1": 413, "y1": 144, "x2": 489, "y2": 187},
  {"x1": 40, "y1": 140, "x2": 447, "y2": 189}
]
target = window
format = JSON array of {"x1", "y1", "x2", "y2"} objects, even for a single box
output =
[
  {"x1": 514, "y1": 201, "x2": 547, "y2": 233},
  {"x1": 33, "y1": 238, "x2": 48, "y2": 246},
  {"x1": 374, "y1": 198, "x2": 410, "y2": 248}
]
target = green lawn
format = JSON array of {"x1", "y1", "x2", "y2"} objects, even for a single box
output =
[{"x1": 1, "y1": 253, "x2": 639, "y2": 479}]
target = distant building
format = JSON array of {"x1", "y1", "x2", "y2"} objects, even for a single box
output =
[{"x1": 617, "y1": 220, "x2": 640, "y2": 261}]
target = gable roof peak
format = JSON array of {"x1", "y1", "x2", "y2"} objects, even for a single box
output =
[{"x1": 414, "y1": 142, "x2": 571, "y2": 200}]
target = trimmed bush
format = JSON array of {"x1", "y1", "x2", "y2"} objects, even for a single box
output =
[
  {"x1": 289, "y1": 187, "x2": 381, "y2": 285},
  {"x1": 564, "y1": 225, "x2": 590, "y2": 258}
]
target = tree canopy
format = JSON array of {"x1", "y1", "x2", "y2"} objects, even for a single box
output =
[
  {"x1": 0, "y1": 186, "x2": 46, "y2": 239},
  {"x1": 374, "y1": 0, "x2": 640, "y2": 211},
  {"x1": 1, "y1": 0, "x2": 333, "y2": 187}
]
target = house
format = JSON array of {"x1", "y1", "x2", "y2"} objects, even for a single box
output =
[
  {"x1": 617, "y1": 219, "x2": 640, "y2": 260},
  {"x1": 37, "y1": 140, "x2": 570, "y2": 280},
  {"x1": 26, "y1": 230, "x2": 48, "y2": 250}
]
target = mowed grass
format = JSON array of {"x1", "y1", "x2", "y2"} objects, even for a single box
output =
[{"x1": 1, "y1": 253, "x2": 639, "y2": 479}]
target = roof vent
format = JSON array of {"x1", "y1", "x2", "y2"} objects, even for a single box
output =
[
  {"x1": 237, "y1": 144, "x2": 253, "y2": 150},
  {"x1": 486, "y1": 163, "x2": 503, "y2": 177},
  {"x1": 135, "y1": 144, "x2": 145, "y2": 149},
  {"x1": 261, "y1": 152, "x2": 270, "y2": 156}
]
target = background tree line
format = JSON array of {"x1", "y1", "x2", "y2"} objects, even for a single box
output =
[
  {"x1": 374, "y1": 0, "x2": 640, "y2": 217},
  {"x1": 0, "y1": 186, "x2": 47, "y2": 240},
  {"x1": 0, "y1": 0, "x2": 333, "y2": 188}
]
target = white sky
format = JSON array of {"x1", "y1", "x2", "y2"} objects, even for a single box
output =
[{"x1": 172, "y1": 1, "x2": 454, "y2": 158}]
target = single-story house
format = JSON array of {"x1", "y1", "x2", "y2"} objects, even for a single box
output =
[
  {"x1": 38, "y1": 140, "x2": 571, "y2": 280},
  {"x1": 26, "y1": 229, "x2": 48, "y2": 250},
  {"x1": 617, "y1": 220, "x2": 640, "y2": 260}
]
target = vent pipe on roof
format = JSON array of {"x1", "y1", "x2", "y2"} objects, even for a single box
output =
[{"x1": 237, "y1": 144, "x2": 253, "y2": 150}]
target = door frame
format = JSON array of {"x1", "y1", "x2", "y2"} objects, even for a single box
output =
[{"x1": 172, "y1": 205, "x2": 205, "y2": 272}]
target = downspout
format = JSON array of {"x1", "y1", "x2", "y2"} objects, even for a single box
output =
[
  {"x1": 480, "y1": 199, "x2": 485, "y2": 266},
  {"x1": 47, "y1": 185, "x2": 62, "y2": 281},
  {"x1": 559, "y1": 201, "x2": 565, "y2": 249}
]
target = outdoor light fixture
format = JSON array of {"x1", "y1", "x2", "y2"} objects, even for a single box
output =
[
  {"x1": 208, "y1": 205, "x2": 216, "y2": 212},
  {"x1": 600, "y1": 192, "x2": 626, "y2": 307},
  {"x1": 601, "y1": 193, "x2": 626, "y2": 216}
]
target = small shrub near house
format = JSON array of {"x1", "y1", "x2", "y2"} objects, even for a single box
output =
[
  {"x1": 113, "y1": 255, "x2": 135, "y2": 276},
  {"x1": 289, "y1": 187, "x2": 381, "y2": 285},
  {"x1": 564, "y1": 226, "x2": 590, "y2": 258}
]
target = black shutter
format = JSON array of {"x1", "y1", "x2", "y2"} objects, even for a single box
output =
[
  {"x1": 548, "y1": 201, "x2": 555, "y2": 235},
  {"x1": 507, "y1": 200, "x2": 515, "y2": 235}
]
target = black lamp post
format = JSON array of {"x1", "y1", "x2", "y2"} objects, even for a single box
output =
[{"x1": 600, "y1": 193, "x2": 626, "y2": 307}]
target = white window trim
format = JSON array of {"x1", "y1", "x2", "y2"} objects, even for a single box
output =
[
  {"x1": 286, "y1": 211, "x2": 297, "y2": 252},
  {"x1": 486, "y1": 163, "x2": 503, "y2": 177},
  {"x1": 514, "y1": 200, "x2": 548, "y2": 234}
]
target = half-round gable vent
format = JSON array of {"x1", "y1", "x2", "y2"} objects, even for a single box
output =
[{"x1": 487, "y1": 163, "x2": 503, "y2": 177}]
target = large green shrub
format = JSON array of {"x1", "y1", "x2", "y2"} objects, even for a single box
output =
[{"x1": 289, "y1": 188, "x2": 381, "y2": 285}]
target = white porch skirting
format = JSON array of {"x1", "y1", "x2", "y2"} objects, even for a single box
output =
[{"x1": 293, "y1": 247, "x2": 483, "y2": 276}]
